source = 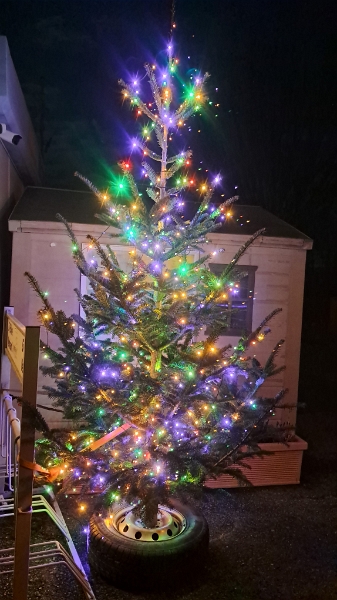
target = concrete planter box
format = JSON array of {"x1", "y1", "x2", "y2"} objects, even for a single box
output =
[{"x1": 204, "y1": 436, "x2": 308, "y2": 488}]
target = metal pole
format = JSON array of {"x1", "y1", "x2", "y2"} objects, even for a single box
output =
[{"x1": 13, "y1": 325, "x2": 40, "y2": 600}]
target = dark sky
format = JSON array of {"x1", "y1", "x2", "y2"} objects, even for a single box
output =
[{"x1": 1, "y1": 0, "x2": 337, "y2": 275}]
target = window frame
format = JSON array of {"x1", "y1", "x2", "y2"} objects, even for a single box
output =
[{"x1": 209, "y1": 264, "x2": 257, "y2": 336}]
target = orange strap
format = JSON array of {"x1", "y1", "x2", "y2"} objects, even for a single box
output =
[
  {"x1": 19, "y1": 458, "x2": 63, "y2": 482},
  {"x1": 18, "y1": 423, "x2": 132, "y2": 481},
  {"x1": 86, "y1": 423, "x2": 132, "y2": 451}
]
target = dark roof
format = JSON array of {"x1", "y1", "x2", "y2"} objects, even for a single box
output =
[{"x1": 9, "y1": 186, "x2": 311, "y2": 241}]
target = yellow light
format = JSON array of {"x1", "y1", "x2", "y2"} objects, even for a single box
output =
[
  {"x1": 132, "y1": 204, "x2": 137, "y2": 210},
  {"x1": 79, "y1": 504, "x2": 86, "y2": 512},
  {"x1": 210, "y1": 347, "x2": 216, "y2": 352},
  {"x1": 43, "y1": 314, "x2": 49, "y2": 320},
  {"x1": 226, "y1": 212, "x2": 232, "y2": 217}
]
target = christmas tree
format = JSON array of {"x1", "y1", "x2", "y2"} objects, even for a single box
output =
[{"x1": 26, "y1": 43, "x2": 285, "y2": 528}]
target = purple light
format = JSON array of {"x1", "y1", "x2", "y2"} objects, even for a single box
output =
[{"x1": 83, "y1": 527, "x2": 89, "y2": 534}]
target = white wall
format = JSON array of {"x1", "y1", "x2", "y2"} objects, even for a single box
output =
[
  {"x1": 0, "y1": 141, "x2": 24, "y2": 332},
  {"x1": 9, "y1": 222, "x2": 310, "y2": 429}
]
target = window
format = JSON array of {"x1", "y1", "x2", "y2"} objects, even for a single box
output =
[{"x1": 209, "y1": 264, "x2": 257, "y2": 336}]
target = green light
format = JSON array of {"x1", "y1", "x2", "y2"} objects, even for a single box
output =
[
  {"x1": 119, "y1": 183, "x2": 124, "y2": 189},
  {"x1": 187, "y1": 370, "x2": 194, "y2": 378},
  {"x1": 98, "y1": 409, "x2": 105, "y2": 416},
  {"x1": 178, "y1": 263, "x2": 189, "y2": 277}
]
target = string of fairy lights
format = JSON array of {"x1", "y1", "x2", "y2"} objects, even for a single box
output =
[{"x1": 27, "y1": 33, "x2": 284, "y2": 522}]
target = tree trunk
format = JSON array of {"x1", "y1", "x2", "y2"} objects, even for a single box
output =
[{"x1": 150, "y1": 350, "x2": 161, "y2": 378}]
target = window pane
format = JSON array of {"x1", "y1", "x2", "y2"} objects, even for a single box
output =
[
  {"x1": 236, "y1": 274, "x2": 249, "y2": 300},
  {"x1": 231, "y1": 301, "x2": 248, "y2": 330}
]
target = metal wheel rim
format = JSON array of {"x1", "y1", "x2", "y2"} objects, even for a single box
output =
[{"x1": 105, "y1": 504, "x2": 186, "y2": 542}]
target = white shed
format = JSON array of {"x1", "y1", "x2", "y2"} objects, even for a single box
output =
[{"x1": 9, "y1": 186, "x2": 312, "y2": 443}]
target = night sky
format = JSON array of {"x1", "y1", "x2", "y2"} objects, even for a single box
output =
[{"x1": 1, "y1": 0, "x2": 337, "y2": 294}]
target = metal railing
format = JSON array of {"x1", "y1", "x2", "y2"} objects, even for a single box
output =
[
  {"x1": 0, "y1": 307, "x2": 96, "y2": 600},
  {"x1": 0, "y1": 391, "x2": 96, "y2": 600},
  {"x1": 0, "y1": 541, "x2": 95, "y2": 599},
  {"x1": 0, "y1": 393, "x2": 20, "y2": 494}
]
